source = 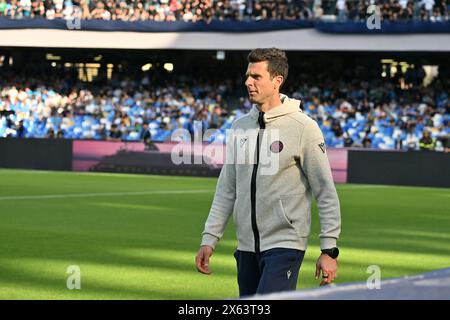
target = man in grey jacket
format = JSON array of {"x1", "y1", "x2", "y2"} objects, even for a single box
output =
[{"x1": 195, "y1": 48, "x2": 341, "y2": 297}]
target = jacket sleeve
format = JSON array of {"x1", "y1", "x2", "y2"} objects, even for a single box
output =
[
  {"x1": 200, "y1": 130, "x2": 236, "y2": 249},
  {"x1": 299, "y1": 120, "x2": 341, "y2": 250}
]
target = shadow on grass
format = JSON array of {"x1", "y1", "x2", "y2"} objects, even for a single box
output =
[
  {"x1": 0, "y1": 265, "x2": 216, "y2": 300},
  {"x1": 1, "y1": 221, "x2": 449, "y2": 275},
  {"x1": 1, "y1": 227, "x2": 449, "y2": 300}
]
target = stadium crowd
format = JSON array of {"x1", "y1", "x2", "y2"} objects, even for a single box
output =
[
  {"x1": 0, "y1": 0, "x2": 448, "y2": 22},
  {"x1": 0, "y1": 64, "x2": 448, "y2": 151}
]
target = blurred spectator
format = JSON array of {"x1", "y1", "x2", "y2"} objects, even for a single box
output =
[
  {"x1": 16, "y1": 120, "x2": 26, "y2": 138},
  {"x1": 343, "y1": 133, "x2": 354, "y2": 147},
  {"x1": 336, "y1": 0, "x2": 347, "y2": 22},
  {"x1": 140, "y1": 121, "x2": 155, "y2": 149},
  {"x1": 47, "y1": 129, "x2": 55, "y2": 138},
  {"x1": 421, "y1": 0, "x2": 436, "y2": 20},
  {"x1": 419, "y1": 129, "x2": 436, "y2": 150},
  {"x1": 405, "y1": 131, "x2": 419, "y2": 150},
  {"x1": 362, "y1": 135, "x2": 372, "y2": 148},
  {"x1": 108, "y1": 123, "x2": 122, "y2": 141},
  {"x1": 56, "y1": 128, "x2": 64, "y2": 138}
]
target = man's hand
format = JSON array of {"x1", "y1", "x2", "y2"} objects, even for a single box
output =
[
  {"x1": 195, "y1": 245, "x2": 214, "y2": 274},
  {"x1": 315, "y1": 253, "x2": 338, "y2": 286}
]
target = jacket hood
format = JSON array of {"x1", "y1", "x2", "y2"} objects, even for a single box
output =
[{"x1": 249, "y1": 94, "x2": 302, "y2": 124}]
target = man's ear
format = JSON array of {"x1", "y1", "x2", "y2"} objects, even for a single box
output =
[{"x1": 273, "y1": 75, "x2": 284, "y2": 90}]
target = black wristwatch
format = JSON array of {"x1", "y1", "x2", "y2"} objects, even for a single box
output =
[{"x1": 321, "y1": 247, "x2": 339, "y2": 259}]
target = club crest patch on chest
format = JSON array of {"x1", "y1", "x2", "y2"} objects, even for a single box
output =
[{"x1": 270, "y1": 140, "x2": 284, "y2": 153}]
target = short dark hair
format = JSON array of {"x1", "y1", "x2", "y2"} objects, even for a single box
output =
[{"x1": 247, "y1": 48, "x2": 289, "y2": 86}]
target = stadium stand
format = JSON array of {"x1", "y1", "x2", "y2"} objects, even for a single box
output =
[
  {"x1": 0, "y1": 0, "x2": 448, "y2": 22},
  {"x1": 0, "y1": 1, "x2": 448, "y2": 151},
  {"x1": 0, "y1": 59, "x2": 448, "y2": 151}
]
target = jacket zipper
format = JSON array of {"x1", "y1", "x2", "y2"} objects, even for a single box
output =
[{"x1": 251, "y1": 111, "x2": 265, "y2": 253}]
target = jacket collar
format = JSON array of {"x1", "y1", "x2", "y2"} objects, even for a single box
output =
[{"x1": 249, "y1": 94, "x2": 302, "y2": 124}]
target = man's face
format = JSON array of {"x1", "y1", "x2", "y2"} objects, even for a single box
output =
[{"x1": 245, "y1": 61, "x2": 281, "y2": 105}]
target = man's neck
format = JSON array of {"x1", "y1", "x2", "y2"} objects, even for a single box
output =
[{"x1": 258, "y1": 95, "x2": 282, "y2": 113}]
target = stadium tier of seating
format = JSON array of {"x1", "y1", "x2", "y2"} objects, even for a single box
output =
[
  {"x1": 0, "y1": 0, "x2": 448, "y2": 22},
  {"x1": 0, "y1": 65, "x2": 448, "y2": 151}
]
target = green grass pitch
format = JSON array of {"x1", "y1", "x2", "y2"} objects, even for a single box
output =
[{"x1": 0, "y1": 169, "x2": 449, "y2": 299}]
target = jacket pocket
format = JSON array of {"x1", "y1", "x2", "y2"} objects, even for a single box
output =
[
  {"x1": 276, "y1": 197, "x2": 295, "y2": 228},
  {"x1": 278, "y1": 194, "x2": 310, "y2": 237}
]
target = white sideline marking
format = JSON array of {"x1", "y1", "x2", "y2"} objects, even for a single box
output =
[{"x1": 0, "y1": 189, "x2": 214, "y2": 201}]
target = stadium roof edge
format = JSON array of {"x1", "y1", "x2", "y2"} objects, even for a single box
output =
[{"x1": 0, "y1": 29, "x2": 449, "y2": 51}]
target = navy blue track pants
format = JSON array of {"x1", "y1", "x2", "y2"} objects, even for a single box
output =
[{"x1": 234, "y1": 248, "x2": 305, "y2": 297}]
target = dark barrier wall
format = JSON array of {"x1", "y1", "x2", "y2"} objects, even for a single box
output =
[
  {"x1": 2, "y1": 138, "x2": 449, "y2": 188},
  {"x1": 0, "y1": 138, "x2": 72, "y2": 171},
  {"x1": 314, "y1": 21, "x2": 450, "y2": 34},
  {"x1": 0, "y1": 18, "x2": 313, "y2": 32},
  {"x1": 348, "y1": 150, "x2": 450, "y2": 188},
  {"x1": 0, "y1": 17, "x2": 448, "y2": 33}
]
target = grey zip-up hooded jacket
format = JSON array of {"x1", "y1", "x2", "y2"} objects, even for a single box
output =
[{"x1": 201, "y1": 94, "x2": 341, "y2": 252}]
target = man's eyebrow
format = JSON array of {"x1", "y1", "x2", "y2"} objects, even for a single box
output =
[{"x1": 245, "y1": 72, "x2": 261, "y2": 78}]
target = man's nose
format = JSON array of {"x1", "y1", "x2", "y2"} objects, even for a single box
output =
[{"x1": 245, "y1": 77, "x2": 253, "y2": 88}]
